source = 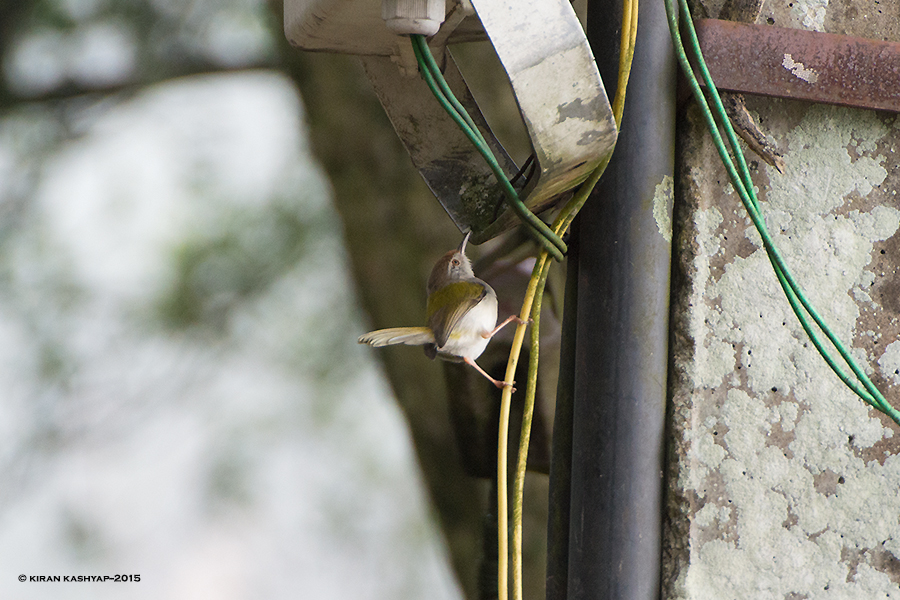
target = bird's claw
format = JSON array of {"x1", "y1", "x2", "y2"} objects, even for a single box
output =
[{"x1": 494, "y1": 379, "x2": 516, "y2": 393}]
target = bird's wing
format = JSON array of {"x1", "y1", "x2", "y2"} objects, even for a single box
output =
[{"x1": 426, "y1": 281, "x2": 487, "y2": 348}]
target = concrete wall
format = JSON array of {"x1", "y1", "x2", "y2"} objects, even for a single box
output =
[{"x1": 663, "y1": 2, "x2": 900, "y2": 597}]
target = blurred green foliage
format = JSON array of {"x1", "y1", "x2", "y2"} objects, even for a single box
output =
[{"x1": 157, "y1": 200, "x2": 310, "y2": 330}]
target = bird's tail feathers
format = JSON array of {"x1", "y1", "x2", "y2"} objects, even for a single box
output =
[{"x1": 358, "y1": 327, "x2": 434, "y2": 348}]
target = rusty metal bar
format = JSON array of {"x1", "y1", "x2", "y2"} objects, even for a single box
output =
[{"x1": 695, "y1": 19, "x2": 900, "y2": 113}]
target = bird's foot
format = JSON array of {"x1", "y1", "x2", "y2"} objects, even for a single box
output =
[
  {"x1": 465, "y1": 357, "x2": 515, "y2": 392},
  {"x1": 493, "y1": 379, "x2": 516, "y2": 393}
]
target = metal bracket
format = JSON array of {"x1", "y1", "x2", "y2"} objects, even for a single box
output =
[
  {"x1": 285, "y1": 0, "x2": 617, "y2": 242},
  {"x1": 466, "y1": 0, "x2": 616, "y2": 241},
  {"x1": 695, "y1": 19, "x2": 900, "y2": 113},
  {"x1": 361, "y1": 50, "x2": 520, "y2": 237}
]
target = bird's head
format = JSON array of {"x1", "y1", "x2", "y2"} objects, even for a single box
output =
[{"x1": 427, "y1": 232, "x2": 476, "y2": 295}]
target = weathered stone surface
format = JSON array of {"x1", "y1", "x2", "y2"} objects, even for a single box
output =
[{"x1": 664, "y1": 87, "x2": 900, "y2": 597}]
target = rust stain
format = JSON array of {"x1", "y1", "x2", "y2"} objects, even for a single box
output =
[{"x1": 695, "y1": 19, "x2": 900, "y2": 113}]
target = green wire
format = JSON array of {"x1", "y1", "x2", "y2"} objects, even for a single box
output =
[
  {"x1": 411, "y1": 35, "x2": 486, "y2": 150},
  {"x1": 410, "y1": 35, "x2": 567, "y2": 262},
  {"x1": 410, "y1": 35, "x2": 566, "y2": 260},
  {"x1": 675, "y1": 1, "x2": 894, "y2": 417},
  {"x1": 669, "y1": 0, "x2": 897, "y2": 419},
  {"x1": 664, "y1": 0, "x2": 900, "y2": 424}
]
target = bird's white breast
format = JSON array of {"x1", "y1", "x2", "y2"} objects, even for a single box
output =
[{"x1": 436, "y1": 288, "x2": 498, "y2": 361}]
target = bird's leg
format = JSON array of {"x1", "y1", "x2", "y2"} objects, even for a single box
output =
[
  {"x1": 464, "y1": 356, "x2": 515, "y2": 391},
  {"x1": 482, "y1": 315, "x2": 531, "y2": 340}
]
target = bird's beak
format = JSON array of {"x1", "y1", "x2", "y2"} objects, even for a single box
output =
[{"x1": 458, "y1": 231, "x2": 471, "y2": 255}]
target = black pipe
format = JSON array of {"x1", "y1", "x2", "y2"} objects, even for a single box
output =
[
  {"x1": 546, "y1": 219, "x2": 580, "y2": 600},
  {"x1": 546, "y1": 0, "x2": 676, "y2": 597}
]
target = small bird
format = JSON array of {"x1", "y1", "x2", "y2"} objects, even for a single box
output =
[{"x1": 358, "y1": 232, "x2": 524, "y2": 389}]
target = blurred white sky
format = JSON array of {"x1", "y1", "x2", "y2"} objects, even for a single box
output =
[{"x1": 0, "y1": 67, "x2": 462, "y2": 600}]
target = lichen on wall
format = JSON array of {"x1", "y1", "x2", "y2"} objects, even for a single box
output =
[
  {"x1": 655, "y1": 174, "x2": 675, "y2": 243},
  {"x1": 666, "y1": 101, "x2": 900, "y2": 599},
  {"x1": 791, "y1": 0, "x2": 829, "y2": 31}
]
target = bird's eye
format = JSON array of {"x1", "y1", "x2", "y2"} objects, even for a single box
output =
[{"x1": 451, "y1": 259, "x2": 460, "y2": 266}]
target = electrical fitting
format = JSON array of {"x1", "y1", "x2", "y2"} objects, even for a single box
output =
[{"x1": 382, "y1": 0, "x2": 446, "y2": 35}]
